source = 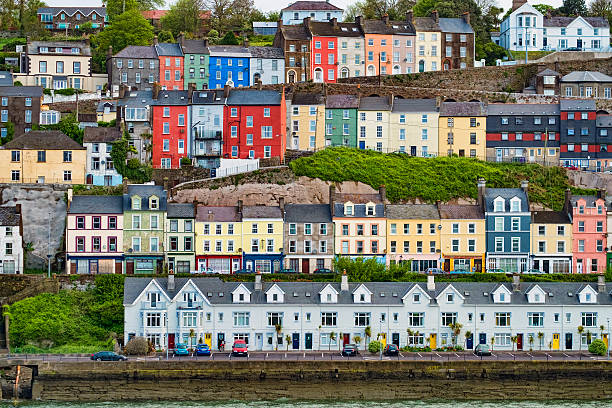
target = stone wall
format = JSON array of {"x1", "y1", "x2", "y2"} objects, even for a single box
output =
[{"x1": 152, "y1": 166, "x2": 210, "y2": 190}]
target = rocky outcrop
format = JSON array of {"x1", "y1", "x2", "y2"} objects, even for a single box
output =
[{"x1": 567, "y1": 170, "x2": 612, "y2": 193}]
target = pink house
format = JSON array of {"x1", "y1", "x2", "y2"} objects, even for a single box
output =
[
  {"x1": 65, "y1": 195, "x2": 124, "y2": 274},
  {"x1": 569, "y1": 193, "x2": 607, "y2": 274}
]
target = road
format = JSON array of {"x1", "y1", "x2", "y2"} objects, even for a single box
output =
[{"x1": 2, "y1": 350, "x2": 609, "y2": 363}]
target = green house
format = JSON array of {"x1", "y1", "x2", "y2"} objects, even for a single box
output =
[
  {"x1": 325, "y1": 94, "x2": 359, "y2": 147},
  {"x1": 183, "y1": 39, "x2": 209, "y2": 90},
  {"x1": 123, "y1": 185, "x2": 167, "y2": 274}
]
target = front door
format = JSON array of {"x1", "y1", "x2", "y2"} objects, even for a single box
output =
[
  {"x1": 217, "y1": 333, "x2": 225, "y2": 350},
  {"x1": 256, "y1": 333, "x2": 263, "y2": 350},
  {"x1": 577, "y1": 39, "x2": 583, "y2": 49},
  {"x1": 410, "y1": 146, "x2": 417, "y2": 156},
  {"x1": 359, "y1": 140, "x2": 365, "y2": 149},
  {"x1": 292, "y1": 333, "x2": 300, "y2": 350},
  {"x1": 444, "y1": 259, "x2": 450, "y2": 272},
  {"x1": 301, "y1": 258, "x2": 310, "y2": 274},
  {"x1": 430, "y1": 333, "x2": 437, "y2": 349},
  {"x1": 466, "y1": 333, "x2": 473, "y2": 350},
  {"x1": 603, "y1": 333, "x2": 609, "y2": 350},
  {"x1": 479, "y1": 333, "x2": 487, "y2": 345},
  {"x1": 392, "y1": 332, "x2": 400, "y2": 346},
  {"x1": 168, "y1": 333, "x2": 175, "y2": 350},
  {"x1": 496, "y1": 149, "x2": 503, "y2": 162},
  {"x1": 292, "y1": 137, "x2": 299, "y2": 149},
  {"x1": 566, "y1": 333, "x2": 573, "y2": 350},
  {"x1": 553, "y1": 333, "x2": 560, "y2": 350},
  {"x1": 126, "y1": 260, "x2": 134, "y2": 275},
  {"x1": 343, "y1": 333, "x2": 350, "y2": 346},
  {"x1": 305, "y1": 333, "x2": 313, "y2": 349},
  {"x1": 204, "y1": 333, "x2": 212, "y2": 348},
  {"x1": 380, "y1": 333, "x2": 386, "y2": 348},
  {"x1": 517, "y1": 333, "x2": 523, "y2": 350},
  {"x1": 474, "y1": 259, "x2": 482, "y2": 272},
  {"x1": 232, "y1": 259, "x2": 240, "y2": 273}
]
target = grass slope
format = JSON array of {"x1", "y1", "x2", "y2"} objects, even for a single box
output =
[{"x1": 290, "y1": 147, "x2": 593, "y2": 210}]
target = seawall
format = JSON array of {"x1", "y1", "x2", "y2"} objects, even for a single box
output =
[{"x1": 15, "y1": 360, "x2": 612, "y2": 401}]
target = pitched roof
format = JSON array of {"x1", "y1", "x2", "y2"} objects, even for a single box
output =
[
  {"x1": 155, "y1": 42, "x2": 183, "y2": 57},
  {"x1": 484, "y1": 188, "x2": 529, "y2": 212},
  {"x1": 207, "y1": 45, "x2": 250, "y2": 57},
  {"x1": 486, "y1": 103, "x2": 560, "y2": 115},
  {"x1": 310, "y1": 21, "x2": 362, "y2": 37},
  {"x1": 559, "y1": 99, "x2": 596, "y2": 111},
  {"x1": 279, "y1": 24, "x2": 311, "y2": 41},
  {"x1": 68, "y1": 196, "x2": 123, "y2": 214},
  {"x1": 37, "y1": 6, "x2": 106, "y2": 16},
  {"x1": 141, "y1": 9, "x2": 168, "y2": 19},
  {"x1": 27, "y1": 40, "x2": 91, "y2": 56},
  {"x1": 123, "y1": 185, "x2": 167, "y2": 211},
  {"x1": 96, "y1": 101, "x2": 117, "y2": 113},
  {"x1": 359, "y1": 96, "x2": 391, "y2": 111},
  {"x1": 440, "y1": 101, "x2": 486, "y2": 117},
  {"x1": 114, "y1": 45, "x2": 157, "y2": 59},
  {"x1": 226, "y1": 90, "x2": 282, "y2": 105},
  {"x1": 326, "y1": 94, "x2": 359, "y2": 109},
  {"x1": 532, "y1": 210, "x2": 570, "y2": 224},
  {"x1": 2, "y1": 130, "x2": 84, "y2": 150},
  {"x1": 196, "y1": 206, "x2": 241, "y2": 222},
  {"x1": 544, "y1": 16, "x2": 609, "y2": 28},
  {"x1": 0, "y1": 86, "x2": 42, "y2": 97},
  {"x1": 248, "y1": 46, "x2": 284, "y2": 58},
  {"x1": 392, "y1": 98, "x2": 438, "y2": 113},
  {"x1": 413, "y1": 16, "x2": 440, "y2": 32},
  {"x1": 182, "y1": 39, "x2": 209, "y2": 54},
  {"x1": 438, "y1": 204, "x2": 483, "y2": 219},
  {"x1": 570, "y1": 195, "x2": 601, "y2": 207},
  {"x1": 438, "y1": 17, "x2": 473, "y2": 33},
  {"x1": 0, "y1": 206, "x2": 20, "y2": 226},
  {"x1": 0, "y1": 71, "x2": 13, "y2": 87},
  {"x1": 284, "y1": 204, "x2": 331, "y2": 223},
  {"x1": 117, "y1": 90, "x2": 154, "y2": 107},
  {"x1": 561, "y1": 71, "x2": 612, "y2": 83},
  {"x1": 191, "y1": 89, "x2": 225, "y2": 105},
  {"x1": 334, "y1": 193, "x2": 382, "y2": 204},
  {"x1": 334, "y1": 203, "x2": 385, "y2": 217},
  {"x1": 83, "y1": 127, "x2": 122, "y2": 144},
  {"x1": 536, "y1": 68, "x2": 559, "y2": 76},
  {"x1": 292, "y1": 93, "x2": 324, "y2": 105},
  {"x1": 152, "y1": 90, "x2": 189, "y2": 105},
  {"x1": 386, "y1": 204, "x2": 439, "y2": 219},
  {"x1": 242, "y1": 205, "x2": 282, "y2": 219},
  {"x1": 167, "y1": 203, "x2": 194, "y2": 218},
  {"x1": 282, "y1": 1, "x2": 342, "y2": 11}
]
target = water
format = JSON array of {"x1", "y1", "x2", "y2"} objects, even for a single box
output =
[{"x1": 1, "y1": 401, "x2": 611, "y2": 408}]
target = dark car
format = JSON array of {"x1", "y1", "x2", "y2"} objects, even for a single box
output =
[
  {"x1": 280, "y1": 268, "x2": 297, "y2": 274},
  {"x1": 314, "y1": 268, "x2": 333, "y2": 274},
  {"x1": 232, "y1": 340, "x2": 248, "y2": 357},
  {"x1": 91, "y1": 351, "x2": 127, "y2": 361},
  {"x1": 342, "y1": 344, "x2": 359, "y2": 357},
  {"x1": 195, "y1": 343, "x2": 211, "y2": 356},
  {"x1": 474, "y1": 344, "x2": 492, "y2": 356},
  {"x1": 383, "y1": 344, "x2": 399, "y2": 356},
  {"x1": 234, "y1": 269, "x2": 252, "y2": 274}
]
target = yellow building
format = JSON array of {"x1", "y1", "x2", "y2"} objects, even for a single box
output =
[
  {"x1": 357, "y1": 96, "x2": 392, "y2": 152},
  {"x1": 414, "y1": 15, "x2": 442, "y2": 72},
  {"x1": 289, "y1": 93, "x2": 326, "y2": 151},
  {"x1": 530, "y1": 211, "x2": 573, "y2": 274},
  {"x1": 96, "y1": 101, "x2": 117, "y2": 123},
  {"x1": 438, "y1": 204, "x2": 485, "y2": 272},
  {"x1": 195, "y1": 205, "x2": 243, "y2": 274},
  {"x1": 386, "y1": 204, "x2": 440, "y2": 271},
  {"x1": 241, "y1": 203, "x2": 284, "y2": 273},
  {"x1": 439, "y1": 101, "x2": 486, "y2": 159},
  {"x1": 389, "y1": 98, "x2": 439, "y2": 156},
  {"x1": 0, "y1": 130, "x2": 85, "y2": 184}
]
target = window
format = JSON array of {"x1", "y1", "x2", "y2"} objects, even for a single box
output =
[
  {"x1": 267, "y1": 312, "x2": 283, "y2": 326},
  {"x1": 408, "y1": 312, "x2": 424, "y2": 326},
  {"x1": 354, "y1": 312, "x2": 370, "y2": 326},
  {"x1": 528, "y1": 312, "x2": 544, "y2": 327},
  {"x1": 581, "y1": 312, "x2": 597, "y2": 327},
  {"x1": 233, "y1": 312, "x2": 250, "y2": 326},
  {"x1": 441, "y1": 312, "x2": 457, "y2": 326},
  {"x1": 321, "y1": 312, "x2": 337, "y2": 327},
  {"x1": 495, "y1": 312, "x2": 511, "y2": 327}
]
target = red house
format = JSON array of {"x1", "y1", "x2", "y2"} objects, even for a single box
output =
[
  {"x1": 155, "y1": 41, "x2": 184, "y2": 90},
  {"x1": 309, "y1": 20, "x2": 340, "y2": 83},
  {"x1": 152, "y1": 90, "x2": 189, "y2": 169},
  {"x1": 223, "y1": 88, "x2": 286, "y2": 160}
]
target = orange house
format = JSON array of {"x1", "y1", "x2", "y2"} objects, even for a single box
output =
[{"x1": 357, "y1": 16, "x2": 394, "y2": 77}]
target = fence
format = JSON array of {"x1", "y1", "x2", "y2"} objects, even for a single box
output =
[{"x1": 214, "y1": 159, "x2": 259, "y2": 178}]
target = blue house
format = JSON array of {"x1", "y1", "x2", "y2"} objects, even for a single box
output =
[
  {"x1": 481, "y1": 179, "x2": 531, "y2": 273},
  {"x1": 208, "y1": 45, "x2": 251, "y2": 89}
]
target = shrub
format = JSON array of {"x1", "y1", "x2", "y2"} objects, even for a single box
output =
[
  {"x1": 368, "y1": 340, "x2": 381, "y2": 353},
  {"x1": 125, "y1": 336, "x2": 150, "y2": 355},
  {"x1": 588, "y1": 339, "x2": 607, "y2": 356},
  {"x1": 180, "y1": 157, "x2": 192, "y2": 166}
]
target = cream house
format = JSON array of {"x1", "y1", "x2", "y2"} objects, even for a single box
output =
[
  {"x1": 357, "y1": 96, "x2": 392, "y2": 152},
  {"x1": 289, "y1": 93, "x2": 326, "y2": 151},
  {"x1": 389, "y1": 98, "x2": 439, "y2": 156}
]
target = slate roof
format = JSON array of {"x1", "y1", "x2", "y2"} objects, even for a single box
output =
[
  {"x1": 2, "y1": 130, "x2": 84, "y2": 150},
  {"x1": 37, "y1": 6, "x2": 106, "y2": 16},
  {"x1": 560, "y1": 99, "x2": 596, "y2": 111},
  {"x1": 334, "y1": 193, "x2": 382, "y2": 204},
  {"x1": 0, "y1": 71, "x2": 12, "y2": 86},
  {"x1": 544, "y1": 16, "x2": 609, "y2": 28},
  {"x1": 279, "y1": 24, "x2": 311, "y2": 41},
  {"x1": 359, "y1": 96, "x2": 391, "y2": 111},
  {"x1": 326, "y1": 94, "x2": 359, "y2": 109},
  {"x1": 68, "y1": 196, "x2": 123, "y2": 214},
  {"x1": 182, "y1": 39, "x2": 210, "y2": 55},
  {"x1": 438, "y1": 18, "x2": 473, "y2": 33},
  {"x1": 97, "y1": 101, "x2": 117, "y2": 113},
  {"x1": 440, "y1": 101, "x2": 486, "y2": 117},
  {"x1": 386, "y1": 204, "x2": 439, "y2": 219},
  {"x1": 155, "y1": 42, "x2": 183, "y2": 57},
  {"x1": 28, "y1": 40, "x2": 91, "y2": 56},
  {"x1": 191, "y1": 89, "x2": 225, "y2": 105},
  {"x1": 207, "y1": 45, "x2": 250, "y2": 57},
  {"x1": 392, "y1": 98, "x2": 438, "y2": 113},
  {"x1": 570, "y1": 195, "x2": 601, "y2": 207},
  {"x1": 438, "y1": 204, "x2": 483, "y2": 219},
  {"x1": 83, "y1": 127, "x2": 122, "y2": 144},
  {"x1": 153, "y1": 90, "x2": 190, "y2": 105},
  {"x1": 561, "y1": 71, "x2": 612, "y2": 83},
  {"x1": 196, "y1": 206, "x2": 241, "y2": 222},
  {"x1": 0, "y1": 86, "x2": 42, "y2": 97},
  {"x1": 0, "y1": 206, "x2": 20, "y2": 226},
  {"x1": 117, "y1": 91, "x2": 154, "y2": 108},
  {"x1": 282, "y1": 1, "x2": 343, "y2": 11},
  {"x1": 114, "y1": 45, "x2": 157, "y2": 59},
  {"x1": 242, "y1": 205, "x2": 283, "y2": 219},
  {"x1": 596, "y1": 115, "x2": 612, "y2": 127},
  {"x1": 536, "y1": 68, "x2": 559, "y2": 77},
  {"x1": 249, "y1": 46, "x2": 284, "y2": 58},
  {"x1": 226, "y1": 90, "x2": 281, "y2": 105},
  {"x1": 284, "y1": 204, "x2": 331, "y2": 223},
  {"x1": 484, "y1": 188, "x2": 529, "y2": 212},
  {"x1": 360, "y1": 19, "x2": 414, "y2": 35},
  {"x1": 413, "y1": 17, "x2": 440, "y2": 32},
  {"x1": 123, "y1": 185, "x2": 167, "y2": 211},
  {"x1": 292, "y1": 93, "x2": 324, "y2": 105},
  {"x1": 309, "y1": 21, "x2": 362, "y2": 37},
  {"x1": 334, "y1": 203, "x2": 385, "y2": 217},
  {"x1": 167, "y1": 203, "x2": 194, "y2": 218},
  {"x1": 532, "y1": 210, "x2": 570, "y2": 224},
  {"x1": 487, "y1": 103, "x2": 560, "y2": 115}
]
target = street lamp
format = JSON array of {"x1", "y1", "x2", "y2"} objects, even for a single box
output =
[
  {"x1": 379, "y1": 317, "x2": 383, "y2": 360},
  {"x1": 608, "y1": 318, "x2": 610, "y2": 360}
]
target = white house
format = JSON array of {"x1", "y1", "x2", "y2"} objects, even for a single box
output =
[
  {"x1": 280, "y1": 1, "x2": 343, "y2": 26},
  {"x1": 124, "y1": 273, "x2": 612, "y2": 352},
  {"x1": 499, "y1": 0, "x2": 610, "y2": 52},
  {"x1": 249, "y1": 46, "x2": 285, "y2": 86},
  {"x1": 189, "y1": 88, "x2": 225, "y2": 169},
  {"x1": 0, "y1": 205, "x2": 23, "y2": 274},
  {"x1": 83, "y1": 127, "x2": 123, "y2": 186}
]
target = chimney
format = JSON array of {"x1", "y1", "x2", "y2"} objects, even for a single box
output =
[
  {"x1": 279, "y1": 197, "x2": 285, "y2": 215},
  {"x1": 238, "y1": 199, "x2": 243, "y2": 214},
  {"x1": 341, "y1": 269, "x2": 349, "y2": 291},
  {"x1": 255, "y1": 271, "x2": 262, "y2": 291},
  {"x1": 168, "y1": 272, "x2": 175, "y2": 291},
  {"x1": 597, "y1": 189, "x2": 606, "y2": 200},
  {"x1": 406, "y1": 10, "x2": 413, "y2": 23},
  {"x1": 257, "y1": 79, "x2": 262, "y2": 90},
  {"x1": 382, "y1": 14, "x2": 389, "y2": 25},
  {"x1": 122, "y1": 177, "x2": 129, "y2": 194},
  {"x1": 598, "y1": 274, "x2": 606, "y2": 293},
  {"x1": 331, "y1": 17, "x2": 338, "y2": 29},
  {"x1": 107, "y1": 45, "x2": 113, "y2": 58},
  {"x1": 243, "y1": 37, "x2": 249, "y2": 47},
  {"x1": 152, "y1": 82, "x2": 160, "y2": 100},
  {"x1": 153, "y1": 35, "x2": 159, "y2": 45},
  {"x1": 15, "y1": 203, "x2": 21, "y2": 214},
  {"x1": 203, "y1": 38, "x2": 209, "y2": 47},
  {"x1": 163, "y1": 177, "x2": 169, "y2": 192},
  {"x1": 67, "y1": 188, "x2": 73, "y2": 209},
  {"x1": 477, "y1": 178, "x2": 486, "y2": 209},
  {"x1": 546, "y1": 9, "x2": 552, "y2": 18},
  {"x1": 431, "y1": 10, "x2": 439, "y2": 23},
  {"x1": 521, "y1": 180, "x2": 529, "y2": 193},
  {"x1": 188, "y1": 82, "x2": 196, "y2": 100},
  {"x1": 303, "y1": 16, "x2": 311, "y2": 27},
  {"x1": 224, "y1": 84, "x2": 231, "y2": 98},
  {"x1": 379, "y1": 185, "x2": 386, "y2": 203},
  {"x1": 329, "y1": 184, "x2": 335, "y2": 216},
  {"x1": 511, "y1": 0, "x2": 527, "y2": 11},
  {"x1": 427, "y1": 272, "x2": 435, "y2": 291},
  {"x1": 178, "y1": 32, "x2": 185, "y2": 48},
  {"x1": 462, "y1": 12, "x2": 470, "y2": 25},
  {"x1": 512, "y1": 273, "x2": 520, "y2": 292},
  {"x1": 355, "y1": 15, "x2": 362, "y2": 27}
]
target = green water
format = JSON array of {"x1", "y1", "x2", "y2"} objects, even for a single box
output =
[{"x1": 1, "y1": 401, "x2": 611, "y2": 408}]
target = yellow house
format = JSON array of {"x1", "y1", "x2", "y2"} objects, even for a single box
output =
[
  {"x1": 96, "y1": 101, "x2": 117, "y2": 123},
  {"x1": 0, "y1": 130, "x2": 85, "y2": 184},
  {"x1": 439, "y1": 101, "x2": 486, "y2": 159},
  {"x1": 386, "y1": 204, "x2": 440, "y2": 271},
  {"x1": 389, "y1": 98, "x2": 439, "y2": 156},
  {"x1": 414, "y1": 15, "x2": 442, "y2": 72},
  {"x1": 357, "y1": 96, "x2": 392, "y2": 152},
  {"x1": 241, "y1": 202, "x2": 284, "y2": 273},
  {"x1": 530, "y1": 211, "x2": 573, "y2": 273},
  {"x1": 438, "y1": 204, "x2": 485, "y2": 272},
  {"x1": 195, "y1": 205, "x2": 244, "y2": 274},
  {"x1": 289, "y1": 93, "x2": 326, "y2": 151}
]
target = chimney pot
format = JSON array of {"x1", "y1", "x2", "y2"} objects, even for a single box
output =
[
  {"x1": 521, "y1": 180, "x2": 529, "y2": 192},
  {"x1": 255, "y1": 273, "x2": 262, "y2": 291},
  {"x1": 427, "y1": 273, "x2": 435, "y2": 291},
  {"x1": 341, "y1": 270, "x2": 348, "y2": 291},
  {"x1": 167, "y1": 273, "x2": 175, "y2": 291},
  {"x1": 512, "y1": 273, "x2": 520, "y2": 292},
  {"x1": 238, "y1": 199, "x2": 243, "y2": 214}
]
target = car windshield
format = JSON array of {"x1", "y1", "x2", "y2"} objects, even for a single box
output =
[{"x1": 176, "y1": 344, "x2": 187, "y2": 349}]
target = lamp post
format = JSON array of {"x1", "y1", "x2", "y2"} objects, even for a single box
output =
[
  {"x1": 379, "y1": 317, "x2": 383, "y2": 360},
  {"x1": 608, "y1": 318, "x2": 610, "y2": 359},
  {"x1": 47, "y1": 211, "x2": 51, "y2": 278}
]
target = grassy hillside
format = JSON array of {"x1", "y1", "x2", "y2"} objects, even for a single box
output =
[{"x1": 290, "y1": 148, "x2": 593, "y2": 211}]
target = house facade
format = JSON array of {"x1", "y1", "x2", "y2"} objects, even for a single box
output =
[
  {"x1": 561, "y1": 71, "x2": 612, "y2": 98},
  {"x1": 0, "y1": 205, "x2": 23, "y2": 274},
  {"x1": 281, "y1": 1, "x2": 343, "y2": 25},
  {"x1": 413, "y1": 14, "x2": 441, "y2": 72},
  {"x1": 165, "y1": 203, "x2": 195, "y2": 274},
  {"x1": 569, "y1": 194, "x2": 607, "y2": 274},
  {"x1": 83, "y1": 127, "x2": 123, "y2": 186},
  {"x1": 274, "y1": 21, "x2": 311, "y2": 83},
  {"x1": 559, "y1": 99, "x2": 598, "y2": 169},
  {"x1": 117, "y1": 90, "x2": 153, "y2": 163},
  {"x1": 289, "y1": 93, "x2": 325, "y2": 151},
  {"x1": 439, "y1": 101, "x2": 486, "y2": 159},
  {"x1": 37, "y1": 6, "x2": 108, "y2": 32},
  {"x1": 438, "y1": 204, "x2": 485, "y2": 273},
  {"x1": 156, "y1": 42, "x2": 184, "y2": 90},
  {"x1": 0, "y1": 86, "x2": 42, "y2": 138},
  {"x1": 530, "y1": 210, "x2": 573, "y2": 274},
  {"x1": 439, "y1": 15, "x2": 474, "y2": 70},
  {"x1": 324, "y1": 94, "x2": 359, "y2": 147},
  {"x1": 389, "y1": 98, "x2": 439, "y2": 156},
  {"x1": 182, "y1": 39, "x2": 210, "y2": 91},
  {"x1": 195, "y1": 205, "x2": 243, "y2": 274},
  {"x1": 241, "y1": 204, "x2": 284, "y2": 273},
  {"x1": 207, "y1": 46, "x2": 251, "y2": 89},
  {"x1": 249, "y1": 46, "x2": 285, "y2": 85},
  {"x1": 357, "y1": 96, "x2": 392, "y2": 152},
  {"x1": 108, "y1": 45, "x2": 158, "y2": 92},
  {"x1": 152, "y1": 90, "x2": 190, "y2": 169},
  {"x1": 190, "y1": 89, "x2": 224, "y2": 169},
  {"x1": 284, "y1": 204, "x2": 333, "y2": 273}
]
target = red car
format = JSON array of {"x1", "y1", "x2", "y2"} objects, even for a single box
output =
[{"x1": 232, "y1": 340, "x2": 248, "y2": 357}]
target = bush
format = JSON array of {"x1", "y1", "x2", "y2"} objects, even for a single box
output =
[
  {"x1": 180, "y1": 157, "x2": 192, "y2": 165},
  {"x1": 368, "y1": 340, "x2": 381, "y2": 353},
  {"x1": 124, "y1": 336, "x2": 151, "y2": 355},
  {"x1": 588, "y1": 339, "x2": 607, "y2": 356}
]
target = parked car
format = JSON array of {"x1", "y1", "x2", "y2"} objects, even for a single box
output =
[
  {"x1": 563, "y1": 164, "x2": 579, "y2": 170},
  {"x1": 425, "y1": 268, "x2": 445, "y2": 274},
  {"x1": 192, "y1": 267, "x2": 214, "y2": 274},
  {"x1": 314, "y1": 268, "x2": 333, "y2": 274},
  {"x1": 383, "y1": 344, "x2": 399, "y2": 356},
  {"x1": 562, "y1": 47, "x2": 582, "y2": 51},
  {"x1": 232, "y1": 340, "x2": 248, "y2": 357},
  {"x1": 451, "y1": 268, "x2": 472, "y2": 274},
  {"x1": 234, "y1": 269, "x2": 252, "y2": 274},
  {"x1": 474, "y1": 344, "x2": 492, "y2": 356},
  {"x1": 341, "y1": 343, "x2": 359, "y2": 356},
  {"x1": 280, "y1": 268, "x2": 297, "y2": 274},
  {"x1": 174, "y1": 343, "x2": 190, "y2": 356},
  {"x1": 524, "y1": 268, "x2": 545, "y2": 274},
  {"x1": 195, "y1": 343, "x2": 211, "y2": 356},
  {"x1": 487, "y1": 268, "x2": 505, "y2": 274},
  {"x1": 90, "y1": 351, "x2": 127, "y2": 361}
]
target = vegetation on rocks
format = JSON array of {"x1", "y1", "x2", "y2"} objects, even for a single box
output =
[{"x1": 290, "y1": 147, "x2": 595, "y2": 211}]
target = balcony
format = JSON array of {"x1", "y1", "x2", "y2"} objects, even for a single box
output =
[
  {"x1": 195, "y1": 148, "x2": 222, "y2": 157},
  {"x1": 194, "y1": 129, "x2": 222, "y2": 140},
  {"x1": 141, "y1": 301, "x2": 166, "y2": 310},
  {"x1": 177, "y1": 300, "x2": 204, "y2": 310}
]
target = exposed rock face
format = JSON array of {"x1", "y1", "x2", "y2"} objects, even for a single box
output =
[{"x1": 567, "y1": 170, "x2": 612, "y2": 192}]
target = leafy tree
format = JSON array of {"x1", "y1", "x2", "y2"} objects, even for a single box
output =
[
  {"x1": 157, "y1": 29, "x2": 175, "y2": 43},
  {"x1": 77, "y1": 21, "x2": 96, "y2": 35},
  {"x1": 106, "y1": 0, "x2": 166, "y2": 20},
  {"x1": 354, "y1": 335, "x2": 362, "y2": 350},
  {"x1": 275, "y1": 323, "x2": 282, "y2": 350},
  {"x1": 368, "y1": 340, "x2": 381, "y2": 353},
  {"x1": 207, "y1": 28, "x2": 220, "y2": 43},
  {"x1": 161, "y1": 0, "x2": 204, "y2": 37},
  {"x1": 36, "y1": 113, "x2": 84, "y2": 144},
  {"x1": 511, "y1": 335, "x2": 517, "y2": 351},
  {"x1": 110, "y1": 132, "x2": 153, "y2": 183},
  {"x1": 476, "y1": 41, "x2": 508, "y2": 65},
  {"x1": 537, "y1": 331, "x2": 544, "y2": 350},
  {"x1": 449, "y1": 322, "x2": 463, "y2": 346},
  {"x1": 578, "y1": 325, "x2": 585, "y2": 351},
  {"x1": 285, "y1": 334, "x2": 291, "y2": 351},
  {"x1": 589, "y1": 0, "x2": 612, "y2": 26},
  {"x1": 92, "y1": 9, "x2": 154, "y2": 55},
  {"x1": 219, "y1": 30, "x2": 240, "y2": 45},
  {"x1": 532, "y1": 3, "x2": 555, "y2": 14},
  {"x1": 559, "y1": 0, "x2": 587, "y2": 16},
  {"x1": 205, "y1": 0, "x2": 256, "y2": 33},
  {"x1": 465, "y1": 330, "x2": 472, "y2": 349}
]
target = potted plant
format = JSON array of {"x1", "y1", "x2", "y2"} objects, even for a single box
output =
[
  {"x1": 537, "y1": 332, "x2": 544, "y2": 350},
  {"x1": 285, "y1": 334, "x2": 291, "y2": 351},
  {"x1": 577, "y1": 325, "x2": 584, "y2": 351},
  {"x1": 354, "y1": 335, "x2": 362, "y2": 351}
]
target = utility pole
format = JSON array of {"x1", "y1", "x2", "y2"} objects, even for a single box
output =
[
  {"x1": 378, "y1": 53, "x2": 381, "y2": 88},
  {"x1": 47, "y1": 211, "x2": 51, "y2": 278}
]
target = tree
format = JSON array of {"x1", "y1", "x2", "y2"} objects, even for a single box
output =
[
  {"x1": 559, "y1": 0, "x2": 587, "y2": 16},
  {"x1": 285, "y1": 334, "x2": 291, "y2": 351},
  {"x1": 77, "y1": 21, "x2": 96, "y2": 35},
  {"x1": 274, "y1": 323, "x2": 282, "y2": 351},
  {"x1": 354, "y1": 335, "x2": 362, "y2": 350},
  {"x1": 578, "y1": 325, "x2": 585, "y2": 351},
  {"x1": 219, "y1": 31, "x2": 240, "y2": 45},
  {"x1": 590, "y1": 0, "x2": 612, "y2": 28},
  {"x1": 532, "y1": 4, "x2": 555, "y2": 15},
  {"x1": 189, "y1": 328, "x2": 195, "y2": 351},
  {"x1": 157, "y1": 30, "x2": 175, "y2": 43},
  {"x1": 92, "y1": 9, "x2": 154, "y2": 55},
  {"x1": 448, "y1": 322, "x2": 463, "y2": 347},
  {"x1": 207, "y1": 29, "x2": 220, "y2": 43},
  {"x1": 407, "y1": 328, "x2": 414, "y2": 347},
  {"x1": 364, "y1": 326, "x2": 371, "y2": 346},
  {"x1": 106, "y1": 0, "x2": 166, "y2": 20},
  {"x1": 511, "y1": 335, "x2": 517, "y2": 352},
  {"x1": 37, "y1": 113, "x2": 83, "y2": 144},
  {"x1": 205, "y1": 0, "x2": 255, "y2": 33},
  {"x1": 344, "y1": 0, "x2": 416, "y2": 20},
  {"x1": 589, "y1": 338, "x2": 607, "y2": 356},
  {"x1": 161, "y1": 0, "x2": 205, "y2": 37},
  {"x1": 490, "y1": 336, "x2": 495, "y2": 351},
  {"x1": 329, "y1": 331, "x2": 336, "y2": 351},
  {"x1": 537, "y1": 332, "x2": 544, "y2": 350}
]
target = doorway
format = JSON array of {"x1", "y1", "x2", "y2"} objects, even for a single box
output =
[
  {"x1": 256, "y1": 333, "x2": 263, "y2": 350},
  {"x1": 301, "y1": 258, "x2": 310, "y2": 274},
  {"x1": 429, "y1": 333, "x2": 436, "y2": 349},
  {"x1": 292, "y1": 333, "x2": 300, "y2": 350},
  {"x1": 305, "y1": 333, "x2": 313, "y2": 349},
  {"x1": 359, "y1": 140, "x2": 365, "y2": 149},
  {"x1": 552, "y1": 333, "x2": 560, "y2": 350},
  {"x1": 565, "y1": 333, "x2": 573, "y2": 350},
  {"x1": 392, "y1": 332, "x2": 400, "y2": 346},
  {"x1": 168, "y1": 333, "x2": 175, "y2": 350},
  {"x1": 466, "y1": 333, "x2": 473, "y2": 350},
  {"x1": 343, "y1": 333, "x2": 350, "y2": 346},
  {"x1": 479, "y1": 333, "x2": 487, "y2": 345},
  {"x1": 217, "y1": 333, "x2": 225, "y2": 350},
  {"x1": 517, "y1": 333, "x2": 523, "y2": 350}
]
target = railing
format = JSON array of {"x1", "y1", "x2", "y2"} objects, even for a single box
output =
[
  {"x1": 176, "y1": 301, "x2": 204, "y2": 309},
  {"x1": 194, "y1": 130, "x2": 222, "y2": 140},
  {"x1": 194, "y1": 149, "x2": 222, "y2": 157},
  {"x1": 141, "y1": 301, "x2": 166, "y2": 310}
]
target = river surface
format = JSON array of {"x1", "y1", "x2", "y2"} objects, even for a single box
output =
[{"x1": 1, "y1": 401, "x2": 612, "y2": 408}]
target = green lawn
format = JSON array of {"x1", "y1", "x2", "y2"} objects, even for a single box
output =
[{"x1": 509, "y1": 50, "x2": 554, "y2": 62}]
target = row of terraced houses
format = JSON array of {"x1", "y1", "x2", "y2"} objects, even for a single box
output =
[{"x1": 65, "y1": 180, "x2": 612, "y2": 276}]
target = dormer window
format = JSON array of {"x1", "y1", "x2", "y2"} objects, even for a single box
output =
[
  {"x1": 586, "y1": 293, "x2": 591, "y2": 302},
  {"x1": 500, "y1": 293, "x2": 505, "y2": 302},
  {"x1": 360, "y1": 293, "x2": 365, "y2": 302},
  {"x1": 366, "y1": 205, "x2": 375, "y2": 216},
  {"x1": 327, "y1": 293, "x2": 332, "y2": 302},
  {"x1": 494, "y1": 198, "x2": 504, "y2": 212},
  {"x1": 131, "y1": 196, "x2": 141, "y2": 210},
  {"x1": 510, "y1": 198, "x2": 520, "y2": 212},
  {"x1": 535, "y1": 293, "x2": 540, "y2": 302},
  {"x1": 345, "y1": 205, "x2": 353, "y2": 216},
  {"x1": 150, "y1": 196, "x2": 159, "y2": 210},
  {"x1": 413, "y1": 293, "x2": 420, "y2": 302},
  {"x1": 273, "y1": 293, "x2": 278, "y2": 301},
  {"x1": 239, "y1": 293, "x2": 244, "y2": 301}
]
